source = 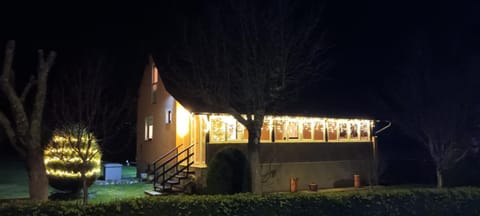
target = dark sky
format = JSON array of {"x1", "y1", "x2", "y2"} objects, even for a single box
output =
[
  {"x1": 2, "y1": 0, "x2": 478, "y2": 80},
  {"x1": 1, "y1": 0, "x2": 479, "y2": 162}
]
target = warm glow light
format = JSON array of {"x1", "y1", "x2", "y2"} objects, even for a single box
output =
[
  {"x1": 44, "y1": 130, "x2": 102, "y2": 180},
  {"x1": 201, "y1": 115, "x2": 210, "y2": 132},
  {"x1": 207, "y1": 114, "x2": 372, "y2": 143},
  {"x1": 176, "y1": 102, "x2": 190, "y2": 137}
]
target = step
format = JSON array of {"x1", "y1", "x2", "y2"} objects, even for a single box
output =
[
  {"x1": 171, "y1": 185, "x2": 184, "y2": 193},
  {"x1": 182, "y1": 170, "x2": 195, "y2": 175},
  {"x1": 175, "y1": 174, "x2": 189, "y2": 179},
  {"x1": 154, "y1": 184, "x2": 172, "y2": 191},
  {"x1": 144, "y1": 190, "x2": 165, "y2": 196},
  {"x1": 167, "y1": 179, "x2": 180, "y2": 185}
]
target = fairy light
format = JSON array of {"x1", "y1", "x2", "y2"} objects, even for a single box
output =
[
  {"x1": 207, "y1": 114, "x2": 372, "y2": 142},
  {"x1": 44, "y1": 127, "x2": 102, "y2": 192}
]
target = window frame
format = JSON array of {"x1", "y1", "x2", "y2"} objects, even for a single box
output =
[
  {"x1": 144, "y1": 116, "x2": 154, "y2": 141},
  {"x1": 151, "y1": 65, "x2": 158, "y2": 104}
]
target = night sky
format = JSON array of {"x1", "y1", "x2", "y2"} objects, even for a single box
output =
[{"x1": 1, "y1": 0, "x2": 479, "y2": 172}]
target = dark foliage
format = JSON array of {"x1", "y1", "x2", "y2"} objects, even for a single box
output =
[
  {"x1": 3, "y1": 188, "x2": 480, "y2": 215},
  {"x1": 206, "y1": 147, "x2": 251, "y2": 194}
]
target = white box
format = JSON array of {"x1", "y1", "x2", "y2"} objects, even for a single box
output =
[{"x1": 103, "y1": 163, "x2": 123, "y2": 181}]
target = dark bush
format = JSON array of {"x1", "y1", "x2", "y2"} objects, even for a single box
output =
[
  {"x1": 206, "y1": 147, "x2": 251, "y2": 194},
  {"x1": 3, "y1": 188, "x2": 480, "y2": 215}
]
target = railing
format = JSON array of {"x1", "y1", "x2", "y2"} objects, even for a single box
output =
[
  {"x1": 152, "y1": 144, "x2": 194, "y2": 191},
  {"x1": 151, "y1": 144, "x2": 183, "y2": 172}
]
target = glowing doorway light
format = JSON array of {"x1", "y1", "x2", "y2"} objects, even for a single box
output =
[{"x1": 176, "y1": 102, "x2": 190, "y2": 137}]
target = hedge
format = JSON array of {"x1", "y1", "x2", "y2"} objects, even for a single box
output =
[{"x1": 2, "y1": 187, "x2": 480, "y2": 216}]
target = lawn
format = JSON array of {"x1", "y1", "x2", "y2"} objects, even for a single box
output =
[{"x1": 0, "y1": 158, "x2": 152, "y2": 203}]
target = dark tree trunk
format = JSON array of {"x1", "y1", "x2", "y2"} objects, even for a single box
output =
[
  {"x1": 247, "y1": 124, "x2": 262, "y2": 193},
  {"x1": 26, "y1": 147, "x2": 49, "y2": 200},
  {"x1": 436, "y1": 167, "x2": 444, "y2": 188},
  {"x1": 82, "y1": 170, "x2": 88, "y2": 205}
]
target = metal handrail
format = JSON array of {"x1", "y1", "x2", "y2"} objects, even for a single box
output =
[
  {"x1": 153, "y1": 144, "x2": 194, "y2": 173},
  {"x1": 156, "y1": 152, "x2": 194, "y2": 179},
  {"x1": 152, "y1": 144, "x2": 183, "y2": 166},
  {"x1": 153, "y1": 144, "x2": 195, "y2": 191}
]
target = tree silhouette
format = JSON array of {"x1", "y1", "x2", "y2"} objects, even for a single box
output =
[
  {"x1": 50, "y1": 55, "x2": 134, "y2": 203},
  {"x1": 384, "y1": 37, "x2": 477, "y2": 188},
  {"x1": 158, "y1": 0, "x2": 331, "y2": 193},
  {"x1": 0, "y1": 41, "x2": 56, "y2": 200}
]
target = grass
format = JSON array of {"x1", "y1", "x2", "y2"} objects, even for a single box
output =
[
  {"x1": 0, "y1": 158, "x2": 152, "y2": 203},
  {"x1": 88, "y1": 183, "x2": 152, "y2": 203},
  {"x1": 0, "y1": 158, "x2": 37, "y2": 199}
]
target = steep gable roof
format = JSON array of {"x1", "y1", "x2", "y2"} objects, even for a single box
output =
[{"x1": 152, "y1": 55, "x2": 386, "y2": 119}]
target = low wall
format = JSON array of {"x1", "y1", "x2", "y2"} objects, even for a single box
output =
[
  {"x1": 202, "y1": 142, "x2": 375, "y2": 192},
  {"x1": 258, "y1": 160, "x2": 373, "y2": 192}
]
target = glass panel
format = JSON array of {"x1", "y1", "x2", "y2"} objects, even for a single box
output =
[
  {"x1": 225, "y1": 117, "x2": 237, "y2": 141},
  {"x1": 327, "y1": 120, "x2": 337, "y2": 141},
  {"x1": 144, "y1": 120, "x2": 148, "y2": 140},
  {"x1": 145, "y1": 116, "x2": 153, "y2": 140},
  {"x1": 287, "y1": 121, "x2": 298, "y2": 139},
  {"x1": 152, "y1": 66, "x2": 159, "y2": 84},
  {"x1": 261, "y1": 122, "x2": 271, "y2": 141},
  {"x1": 236, "y1": 122, "x2": 247, "y2": 141},
  {"x1": 339, "y1": 121, "x2": 348, "y2": 140},
  {"x1": 243, "y1": 125, "x2": 249, "y2": 139},
  {"x1": 210, "y1": 117, "x2": 226, "y2": 142},
  {"x1": 274, "y1": 120, "x2": 285, "y2": 141},
  {"x1": 151, "y1": 67, "x2": 158, "y2": 104},
  {"x1": 148, "y1": 124, "x2": 153, "y2": 139},
  {"x1": 350, "y1": 121, "x2": 359, "y2": 140},
  {"x1": 313, "y1": 120, "x2": 325, "y2": 141},
  {"x1": 302, "y1": 121, "x2": 312, "y2": 140},
  {"x1": 360, "y1": 121, "x2": 370, "y2": 141}
]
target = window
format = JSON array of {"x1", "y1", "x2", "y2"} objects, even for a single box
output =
[
  {"x1": 273, "y1": 119, "x2": 285, "y2": 141},
  {"x1": 210, "y1": 115, "x2": 246, "y2": 142},
  {"x1": 349, "y1": 121, "x2": 360, "y2": 140},
  {"x1": 313, "y1": 120, "x2": 325, "y2": 141},
  {"x1": 237, "y1": 122, "x2": 248, "y2": 140},
  {"x1": 225, "y1": 118, "x2": 237, "y2": 141},
  {"x1": 144, "y1": 116, "x2": 154, "y2": 141},
  {"x1": 206, "y1": 114, "x2": 372, "y2": 143},
  {"x1": 300, "y1": 119, "x2": 325, "y2": 141},
  {"x1": 210, "y1": 116, "x2": 226, "y2": 142},
  {"x1": 302, "y1": 121, "x2": 312, "y2": 139},
  {"x1": 360, "y1": 121, "x2": 370, "y2": 141},
  {"x1": 327, "y1": 120, "x2": 338, "y2": 141},
  {"x1": 165, "y1": 110, "x2": 172, "y2": 124},
  {"x1": 151, "y1": 66, "x2": 159, "y2": 104},
  {"x1": 287, "y1": 121, "x2": 299, "y2": 139},
  {"x1": 261, "y1": 121, "x2": 271, "y2": 141},
  {"x1": 338, "y1": 121, "x2": 348, "y2": 140}
]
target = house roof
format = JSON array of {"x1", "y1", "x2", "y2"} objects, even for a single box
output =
[{"x1": 153, "y1": 55, "x2": 387, "y2": 120}]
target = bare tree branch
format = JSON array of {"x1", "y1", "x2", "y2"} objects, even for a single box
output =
[
  {"x1": 0, "y1": 41, "x2": 30, "y2": 137},
  {"x1": 384, "y1": 35, "x2": 475, "y2": 188},
  {"x1": 0, "y1": 110, "x2": 26, "y2": 156},
  {"x1": 1, "y1": 40, "x2": 14, "y2": 81},
  {"x1": 160, "y1": 0, "x2": 330, "y2": 193},
  {"x1": 20, "y1": 76, "x2": 37, "y2": 103},
  {"x1": 0, "y1": 40, "x2": 56, "y2": 200},
  {"x1": 30, "y1": 50, "x2": 56, "y2": 143}
]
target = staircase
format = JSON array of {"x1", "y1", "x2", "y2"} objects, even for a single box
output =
[{"x1": 146, "y1": 144, "x2": 195, "y2": 195}]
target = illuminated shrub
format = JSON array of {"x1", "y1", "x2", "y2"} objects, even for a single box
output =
[{"x1": 44, "y1": 126, "x2": 102, "y2": 192}]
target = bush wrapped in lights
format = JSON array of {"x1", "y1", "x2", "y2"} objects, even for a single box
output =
[{"x1": 44, "y1": 126, "x2": 102, "y2": 192}]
